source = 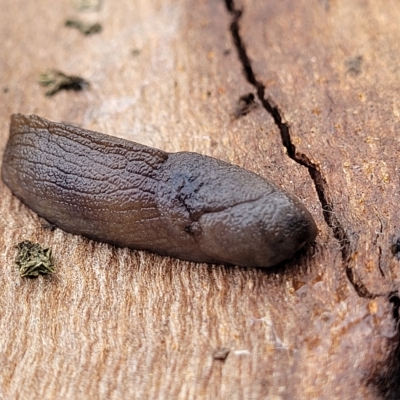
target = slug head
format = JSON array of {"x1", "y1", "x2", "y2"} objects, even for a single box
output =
[{"x1": 192, "y1": 191, "x2": 317, "y2": 268}]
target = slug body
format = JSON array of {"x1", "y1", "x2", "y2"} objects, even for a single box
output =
[{"x1": 2, "y1": 114, "x2": 317, "y2": 267}]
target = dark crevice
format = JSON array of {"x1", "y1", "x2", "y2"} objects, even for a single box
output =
[
  {"x1": 391, "y1": 237, "x2": 400, "y2": 257},
  {"x1": 233, "y1": 93, "x2": 258, "y2": 119},
  {"x1": 378, "y1": 246, "x2": 385, "y2": 277},
  {"x1": 389, "y1": 292, "x2": 400, "y2": 323},
  {"x1": 373, "y1": 215, "x2": 385, "y2": 278},
  {"x1": 345, "y1": 266, "x2": 376, "y2": 299},
  {"x1": 378, "y1": 225, "x2": 385, "y2": 278},
  {"x1": 225, "y1": 1, "x2": 351, "y2": 263}
]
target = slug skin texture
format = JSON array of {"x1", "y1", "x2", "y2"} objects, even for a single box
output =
[{"x1": 2, "y1": 114, "x2": 317, "y2": 267}]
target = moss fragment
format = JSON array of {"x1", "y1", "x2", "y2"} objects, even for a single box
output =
[
  {"x1": 65, "y1": 19, "x2": 102, "y2": 35},
  {"x1": 15, "y1": 241, "x2": 55, "y2": 278},
  {"x1": 38, "y1": 69, "x2": 89, "y2": 96}
]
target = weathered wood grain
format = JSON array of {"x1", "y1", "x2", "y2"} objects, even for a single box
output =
[{"x1": 0, "y1": 0, "x2": 398, "y2": 399}]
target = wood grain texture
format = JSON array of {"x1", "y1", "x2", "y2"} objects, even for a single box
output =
[{"x1": 0, "y1": 0, "x2": 399, "y2": 399}]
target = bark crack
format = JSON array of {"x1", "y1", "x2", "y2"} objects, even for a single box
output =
[
  {"x1": 223, "y1": 0, "x2": 376, "y2": 296},
  {"x1": 223, "y1": 3, "x2": 400, "y2": 393}
]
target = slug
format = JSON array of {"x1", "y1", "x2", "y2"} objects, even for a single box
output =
[{"x1": 1, "y1": 114, "x2": 317, "y2": 267}]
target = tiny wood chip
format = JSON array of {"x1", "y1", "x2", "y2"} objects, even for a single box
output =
[{"x1": 213, "y1": 347, "x2": 230, "y2": 361}]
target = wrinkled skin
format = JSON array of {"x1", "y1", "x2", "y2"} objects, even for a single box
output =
[{"x1": 1, "y1": 114, "x2": 317, "y2": 267}]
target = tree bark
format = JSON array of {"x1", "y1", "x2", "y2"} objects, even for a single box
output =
[{"x1": 0, "y1": 0, "x2": 399, "y2": 399}]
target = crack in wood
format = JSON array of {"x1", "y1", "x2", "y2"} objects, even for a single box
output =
[
  {"x1": 223, "y1": 0, "x2": 382, "y2": 298},
  {"x1": 376, "y1": 213, "x2": 385, "y2": 278},
  {"x1": 345, "y1": 266, "x2": 378, "y2": 299},
  {"x1": 224, "y1": 0, "x2": 398, "y2": 301}
]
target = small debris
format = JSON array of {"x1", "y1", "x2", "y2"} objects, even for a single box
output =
[
  {"x1": 131, "y1": 49, "x2": 141, "y2": 57},
  {"x1": 39, "y1": 69, "x2": 89, "y2": 96},
  {"x1": 15, "y1": 240, "x2": 55, "y2": 278},
  {"x1": 233, "y1": 93, "x2": 258, "y2": 118},
  {"x1": 345, "y1": 55, "x2": 363, "y2": 76},
  {"x1": 233, "y1": 349, "x2": 251, "y2": 356},
  {"x1": 65, "y1": 19, "x2": 102, "y2": 35},
  {"x1": 213, "y1": 347, "x2": 230, "y2": 361},
  {"x1": 73, "y1": 0, "x2": 102, "y2": 12}
]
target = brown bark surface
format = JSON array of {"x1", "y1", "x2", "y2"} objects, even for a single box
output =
[{"x1": 0, "y1": 0, "x2": 399, "y2": 399}]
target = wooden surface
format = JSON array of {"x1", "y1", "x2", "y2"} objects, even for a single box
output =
[{"x1": 0, "y1": 0, "x2": 399, "y2": 399}]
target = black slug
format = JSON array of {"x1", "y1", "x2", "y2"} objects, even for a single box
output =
[{"x1": 1, "y1": 114, "x2": 317, "y2": 267}]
